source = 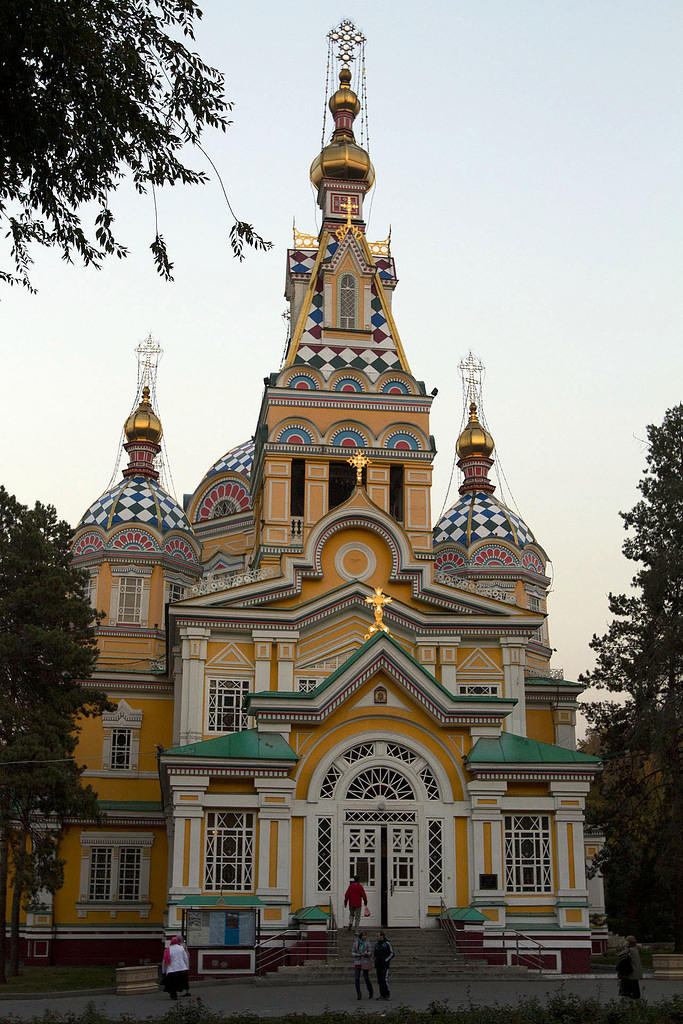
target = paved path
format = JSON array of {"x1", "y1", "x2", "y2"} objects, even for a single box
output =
[{"x1": 0, "y1": 975, "x2": 680, "y2": 1019}]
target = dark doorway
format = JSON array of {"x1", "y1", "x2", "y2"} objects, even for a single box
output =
[
  {"x1": 329, "y1": 460, "x2": 364, "y2": 510},
  {"x1": 389, "y1": 465, "x2": 404, "y2": 522},
  {"x1": 380, "y1": 826, "x2": 388, "y2": 927},
  {"x1": 290, "y1": 458, "x2": 305, "y2": 516}
]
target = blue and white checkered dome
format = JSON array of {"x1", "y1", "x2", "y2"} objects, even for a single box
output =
[
  {"x1": 200, "y1": 438, "x2": 254, "y2": 484},
  {"x1": 434, "y1": 491, "x2": 537, "y2": 549},
  {"x1": 78, "y1": 475, "x2": 193, "y2": 536}
]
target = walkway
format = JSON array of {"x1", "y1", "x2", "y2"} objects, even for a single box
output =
[{"x1": 0, "y1": 975, "x2": 680, "y2": 1019}]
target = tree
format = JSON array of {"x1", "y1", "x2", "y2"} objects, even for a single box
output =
[
  {"x1": 0, "y1": 487, "x2": 109, "y2": 981},
  {"x1": 0, "y1": 0, "x2": 271, "y2": 291},
  {"x1": 582, "y1": 404, "x2": 683, "y2": 951}
]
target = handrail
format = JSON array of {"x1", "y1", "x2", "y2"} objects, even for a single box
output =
[
  {"x1": 438, "y1": 899, "x2": 459, "y2": 953},
  {"x1": 254, "y1": 925, "x2": 300, "y2": 975},
  {"x1": 502, "y1": 928, "x2": 545, "y2": 973},
  {"x1": 438, "y1": 902, "x2": 545, "y2": 973}
]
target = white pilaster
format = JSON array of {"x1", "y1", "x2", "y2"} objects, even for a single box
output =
[
  {"x1": 500, "y1": 640, "x2": 527, "y2": 735},
  {"x1": 178, "y1": 627, "x2": 210, "y2": 746}
]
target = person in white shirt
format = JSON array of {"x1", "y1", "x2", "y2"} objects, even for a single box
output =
[{"x1": 161, "y1": 935, "x2": 190, "y2": 1000}]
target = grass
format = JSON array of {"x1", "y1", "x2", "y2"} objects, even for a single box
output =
[{"x1": 0, "y1": 965, "x2": 115, "y2": 993}]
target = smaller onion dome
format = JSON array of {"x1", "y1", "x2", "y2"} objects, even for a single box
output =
[
  {"x1": 201, "y1": 439, "x2": 255, "y2": 484},
  {"x1": 456, "y1": 402, "x2": 494, "y2": 460},
  {"x1": 78, "y1": 475, "x2": 192, "y2": 536},
  {"x1": 124, "y1": 386, "x2": 162, "y2": 444},
  {"x1": 310, "y1": 68, "x2": 375, "y2": 191}
]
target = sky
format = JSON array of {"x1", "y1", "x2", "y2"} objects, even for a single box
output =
[{"x1": 1, "y1": 1, "x2": 681, "y2": 728}]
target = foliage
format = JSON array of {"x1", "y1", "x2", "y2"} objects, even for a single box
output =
[
  {"x1": 0, "y1": 0, "x2": 271, "y2": 290},
  {"x1": 0, "y1": 965, "x2": 115, "y2": 993},
  {"x1": 581, "y1": 404, "x2": 683, "y2": 951},
  {"x1": 0, "y1": 486, "x2": 110, "y2": 980}
]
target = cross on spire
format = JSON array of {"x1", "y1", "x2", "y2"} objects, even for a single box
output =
[
  {"x1": 328, "y1": 19, "x2": 366, "y2": 67},
  {"x1": 347, "y1": 449, "x2": 370, "y2": 484},
  {"x1": 458, "y1": 350, "x2": 485, "y2": 408},
  {"x1": 365, "y1": 587, "x2": 392, "y2": 639}
]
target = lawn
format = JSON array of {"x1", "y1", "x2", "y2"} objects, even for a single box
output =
[{"x1": 0, "y1": 965, "x2": 115, "y2": 993}]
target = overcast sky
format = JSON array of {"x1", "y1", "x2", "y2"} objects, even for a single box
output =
[{"x1": 2, "y1": 1, "x2": 681, "y2": 726}]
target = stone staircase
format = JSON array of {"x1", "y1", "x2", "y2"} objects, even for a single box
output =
[{"x1": 256, "y1": 926, "x2": 531, "y2": 985}]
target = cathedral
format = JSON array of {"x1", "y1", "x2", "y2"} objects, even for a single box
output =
[{"x1": 29, "y1": 22, "x2": 605, "y2": 975}]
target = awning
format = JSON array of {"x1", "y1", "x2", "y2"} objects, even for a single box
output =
[{"x1": 174, "y1": 894, "x2": 266, "y2": 909}]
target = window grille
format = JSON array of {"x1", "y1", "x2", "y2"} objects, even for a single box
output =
[
  {"x1": 296, "y1": 677, "x2": 318, "y2": 694},
  {"x1": 317, "y1": 818, "x2": 333, "y2": 893},
  {"x1": 385, "y1": 743, "x2": 417, "y2": 764},
  {"x1": 118, "y1": 577, "x2": 143, "y2": 623},
  {"x1": 88, "y1": 848, "x2": 112, "y2": 901},
  {"x1": 320, "y1": 763, "x2": 342, "y2": 799},
  {"x1": 117, "y1": 848, "x2": 142, "y2": 900},
  {"x1": 427, "y1": 820, "x2": 443, "y2": 893},
  {"x1": 419, "y1": 766, "x2": 440, "y2": 800},
  {"x1": 349, "y1": 827, "x2": 376, "y2": 885},
  {"x1": 339, "y1": 273, "x2": 357, "y2": 329},
  {"x1": 84, "y1": 575, "x2": 97, "y2": 608},
  {"x1": 205, "y1": 811, "x2": 254, "y2": 891},
  {"x1": 504, "y1": 814, "x2": 552, "y2": 893},
  {"x1": 345, "y1": 809, "x2": 416, "y2": 824},
  {"x1": 168, "y1": 581, "x2": 185, "y2": 603},
  {"x1": 211, "y1": 498, "x2": 240, "y2": 519},
  {"x1": 110, "y1": 728, "x2": 132, "y2": 770},
  {"x1": 457, "y1": 684, "x2": 500, "y2": 696},
  {"x1": 342, "y1": 743, "x2": 375, "y2": 764},
  {"x1": 207, "y1": 678, "x2": 249, "y2": 733},
  {"x1": 346, "y1": 766, "x2": 415, "y2": 801}
]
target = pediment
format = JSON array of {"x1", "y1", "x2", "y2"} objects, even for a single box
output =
[
  {"x1": 205, "y1": 642, "x2": 253, "y2": 671},
  {"x1": 457, "y1": 648, "x2": 504, "y2": 678}
]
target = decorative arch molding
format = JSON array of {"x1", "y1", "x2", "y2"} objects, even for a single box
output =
[
  {"x1": 109, "y1": 527, "x2": 159, "y2": 553},
  {"x1": 329, "y1": 372, "x2": 367, "y2": 393},
  {"x1": 434, "y1": 549, "x2": 467, "y2": 573},
  {"x1": 521, "y1": 549, "x2": 546, "y2": 576},
  {"x1": 163, "y1": 535, "x2": 200, "y2": 565},
  {"x1": 327, "y1": 424, "x2": 372, "y2": 448},
  {"x1": 470, "y1": 543, "x2": 519, "y2": 568},
  {"x1": 305, "y1": 730, "x2": 459, "y2": 804},
  {"x1": 72, "y1": 530, "x2": 106, "y2": 558},
  {"x1": 376, "y1": 373, "x2": 416, "y2": 395},
  {"x1": 382, "y1": 427, "x2": 424, "y2": 451},
  {"x1": 281, "y1": 370, "x2": 322, "y2": 390},
  {"x1": 194, "y1": 476, "x2": 252, "y2": 523},
  {"x1": 274, "y1": 421, "x2": 319, "y2": 445},
  {"x1": 308, "y1": 511, "x2": 410, "y2": 581}
]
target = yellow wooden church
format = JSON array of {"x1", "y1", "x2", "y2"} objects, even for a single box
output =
[{"x1": 31, "y1": 21, "x2": 605, "y2": 975}]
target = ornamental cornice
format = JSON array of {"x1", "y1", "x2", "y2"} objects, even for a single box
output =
[
  {"x1": 72, "y1": 550, "x2": 201, "y2": 574},
  {"x1": 165, "y1": 765, "x2": 292, "y2": 778},
  {"x1": 465, "y1": 768, "x2": 598, "y2": 782},
  {"x1": 267, "y1": 395, "x2": 430, "y2": 414}
]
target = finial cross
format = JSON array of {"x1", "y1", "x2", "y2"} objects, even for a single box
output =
[
  {"x1": 365, "y1": 587, "x2": 392, "y2": 639},
  {"x1": 347, "y1": 449, "x2": 370, "y2": 484}
]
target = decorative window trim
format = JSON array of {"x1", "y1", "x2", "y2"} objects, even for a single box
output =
[
  {"x1": 206, "y1": 677, "x2": 252, "y2": 734},
  {"x1": 108, "y1": 568, "x2": 151, "y2": 626},
  {"x1": 78, "y1": 832, "x2": 153, "y2": 917},
  {"x1": 504, "y1": 815, "x2": 552, "y2": 893},
  {"x1": 338, "y1": 272, "x2": 358, "y2": 329},
  {"x1": 102, "y1": 700, "x2": 143, "y2": 772},
  {"x1": 204, "y1": 811, "x2": 255, "y2": 892},
  {"x1": 427, "y1": 819, "x2": 444, "y2": 894},
  {"x1": 316, "y1": 817, "x2": 333, "y2": 894},
  {"x1": 296, "y1": 677, "x2": 320, "y2": 694}
]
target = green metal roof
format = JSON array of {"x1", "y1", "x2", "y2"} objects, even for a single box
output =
[
  {"x1": 163, "y1": 728, "x2": 298, "y2": 761},
  {"x1": 442, "y1": 907, "x2": 488, "y2": 922},
  {"x1": 467, "y1": 732, "x2": 600, "y2": 765},
  {"x1": 525, "y1": 676, "x2": 582, "y2": 688},
  {"x1": 293, "y1": 906, "x2": 330, "y2": 921},
  {"x1": 248, "y1": 631, "x2": 515, "y2": 707},
  {"x1": 174, "y1": 894, "x2": 265, "y2": 908}
]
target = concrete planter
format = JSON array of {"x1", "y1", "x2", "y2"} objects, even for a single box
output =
[
  {"x1": 115, "y1": 964, "x2": 160, "y2": 994},
  {"x1": 652, "y1": 953, "x2": 683, "y2": 979}
]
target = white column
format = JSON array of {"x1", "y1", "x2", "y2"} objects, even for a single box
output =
[
  {"x1": 179, "y1": 627, "x2": 210, "y2": 745},
  {"x1": 500, "y1": 640, "x2": 527, "y2": 735},
  {"x1": 550, "y1": 781, "x2": 591, "y2": 929},
  {"x1": 467, "y1": 779, "x2": 507, "y2": 927}
]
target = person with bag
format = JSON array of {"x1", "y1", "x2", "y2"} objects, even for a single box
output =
[
  {"x1": 352, "y1": 931, "x2": 374, "y2": 1000},
  {"x1": 344, "y1": 874, "x2": 368, "y2": 930},
  {"x1": 161, "y1": 935, "x2": 190, "y2": 1000},
  {"x1": 373, "y1": 930, "x2": 394, "y2": 999},
  {"x1": 617, "y1": 935, "x2": 642, "y2": 999}
]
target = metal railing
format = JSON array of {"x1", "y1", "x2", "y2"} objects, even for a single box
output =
[
  {"x1": 438, "y1": 902, "x2": 545, "y2": 973},
  {"x1": 254, "y1": 916, "x2": 337, "y2": 976}
]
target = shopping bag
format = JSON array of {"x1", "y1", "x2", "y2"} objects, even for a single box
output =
[{"x1": 363, "y1": 906, "x2": 370, "y2": 917}]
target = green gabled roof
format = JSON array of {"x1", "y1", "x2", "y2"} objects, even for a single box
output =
[
  {"x1": 293, "y1": 906, "x2": 330, "y2": 921},
  {"x1": 174, "y1": 894, "x2": 265, "y2": 908},
  {"x1": 248, "y1": 630, "x2": 515, "y2": 707},
  {"x1": 99, "y1": 800, "x2": 163, "y2": 812},
  {"x1": 466, "y1": 732, "x2": 600, "y2": 765},
  {"x1": 163, "y1": 728, "x2": 298, "y2": 761},
  {"x1": 442, "y1": 907, "x2": 488, "y2": 922}
]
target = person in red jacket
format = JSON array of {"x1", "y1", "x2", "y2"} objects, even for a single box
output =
[{"x1": 344, "y1": 875, "x2": 368, "y2": 930}]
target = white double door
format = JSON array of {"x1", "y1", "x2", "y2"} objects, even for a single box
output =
[{"x1": 345, "y1": 822, "x2": 419, "y2": 927}]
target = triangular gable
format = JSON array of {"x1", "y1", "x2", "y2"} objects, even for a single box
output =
[
  {"x1": 457, "y1": 648, "x2": 504, "y2": 678},
  {"x1": 248, "y1": 631, "x2": 516, "y2": 728},
  {"x1": 205, "y1": 641, "x2": 253, "y2": 671}
]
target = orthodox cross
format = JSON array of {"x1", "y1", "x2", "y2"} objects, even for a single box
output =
[
  {"x1": 365, "y1": 587, "x2": 392, "y2": 638},
  {"x1": 458, "y1": 350, "x2": 485, "y2": 408},
  {"x1": 347, "y1": 449, "x2": 370, "y2": 484},
  {"x1": 336, "y1": 196, "x2": 363, "y2": 243},
  {"x1": 328, "y1": 19, "x2": 366, "y2": 66}
]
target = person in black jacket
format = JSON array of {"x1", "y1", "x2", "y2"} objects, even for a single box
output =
[{"x1": 373, "y1": 931, "x2": 395, "y2": 999}]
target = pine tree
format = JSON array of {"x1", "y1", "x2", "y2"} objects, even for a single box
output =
[
  {"x1": 0, "y1": 487, "x2": 109, "y2": 981},
  {"x1": 582, "y1": 404, "x2": 683, "y2": 951}
]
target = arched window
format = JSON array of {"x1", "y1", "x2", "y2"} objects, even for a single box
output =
[
  {"x1": 338, "y1": 273, "x2": 357, "y2": 329},
  {"x1": 346, "y1": 767, "x2": 415, "y2": 801}
]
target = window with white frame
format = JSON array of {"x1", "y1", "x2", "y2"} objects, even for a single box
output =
[
  {"x1": 79, "y1": 833, "x2": 153, "y2": 910},
  {"x1": 427, "y1": 819, "x2": 443, "y2": 894},
  {"x1": 338, "y1": 273, "x2": 357, "y2": 329},
  {"x1": 205, "y1": 811, "x2": 254, "y2": 891},
  {"x1": 296, "y1": 677, "x2": 319, "y2": 694},
  {"x1": 84, "y1": 573, "x2": 98, "y2": 608},
  {"x1": 168, "y1": 581, "x2": 185, "y2": 604},
  {"x1": 504, "y1": 814, "x2": 552, "y2": 893},
  {"x1": 317, "y1": 818, "x2": 332, "y2": 893},
  {"x1": 102, "y1": 699, "x2": 143, "y2": 772},
  {"x1": 207, "y1": 678, "x2": 250, "y2": 733},
  {"x1": 117, "y1": 576, "x2": 143, "y2": 623},
  {"x1": 110, "y1": 728, "x2": 132, "y2": 770}
]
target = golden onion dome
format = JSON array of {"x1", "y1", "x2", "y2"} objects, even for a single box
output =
[
  {"x1": 310, "y1": 68, "x2": 375, "y2": 191},
  {"x1": 456, "y1": 402, "x2": 495, "y2": 460},
  {"x1": 124, "y1": 386, "x2": 163, "y2": 444}
]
